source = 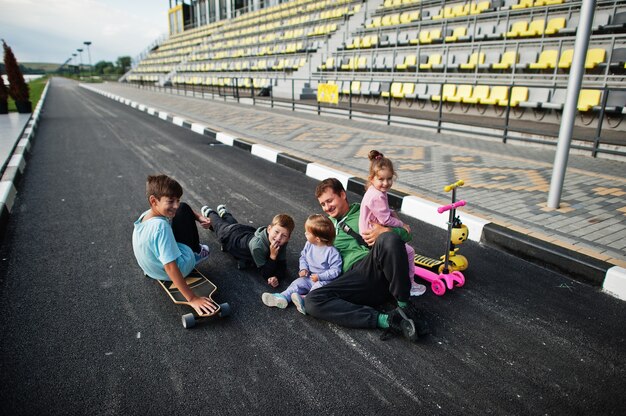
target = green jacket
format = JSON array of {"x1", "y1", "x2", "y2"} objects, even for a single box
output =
[{"x1": 329, "y1": 203, "x2": 411, "y2": 273}]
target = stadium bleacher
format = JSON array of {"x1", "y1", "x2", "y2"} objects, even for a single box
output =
[{"x1": 124, "y1": 0, "x2": 626, "y2": 157}]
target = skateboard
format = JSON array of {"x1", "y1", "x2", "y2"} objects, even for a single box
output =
[{"x1": 156, "y1": 268, "x2": 231, "y2": 329}]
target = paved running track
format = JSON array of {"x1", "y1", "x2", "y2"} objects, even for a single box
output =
[{"x1": 0, "y1": 78, "x2": 624, "y2": 415}]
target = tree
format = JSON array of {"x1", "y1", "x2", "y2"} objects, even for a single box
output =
[
  {"x1": 0, "y1": 67, "x2": 8, "y2": 114},
  {"x1": 116, "y1": 56, "x2": 131, "y2": 74},
  {"x1": 94, "y1": 60, "x2": 115, "y2": 75},
  {"x1": 2, "y1": 39, "x2": 29, "y2": 102}
]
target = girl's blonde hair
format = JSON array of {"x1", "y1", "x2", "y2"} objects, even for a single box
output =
[
  {"x1": 367, "y1": 150, "x2": 397, "y2": 189},
  {"x1": 305, "y1": 214, "x2": 335, "y2": 246}
]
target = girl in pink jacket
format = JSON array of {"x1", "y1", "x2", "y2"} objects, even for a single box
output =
[{"x1": 359, "y1": 150, "x2": 426, "y2": 297}]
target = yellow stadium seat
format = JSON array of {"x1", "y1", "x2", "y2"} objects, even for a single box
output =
[
  {"x1": 366, "y1": 16, "x2": 382, "y2": 28},
  {"x1": 341, "y1": 57, "x2": 354, "y2": 70},
  {"x1": 506, "y1": 21, "x2": 529, "y2": 38},
  {"x1": 508, "y1": 87, "x2": 529, "y2": 106},
  {"x1": 481, "y1": 86, "x2": 508, "y2": 105},
  {"x1": 544, "y1": 17, "x2": 566, "y2": 35},
  {"x1": 557, "y1": 49, "x2": 574, "y2": 69},
  {"x1": 577, "y1": 89, "x2": 602, "y2": 111},
  {"x1": 445, "y1": 27, "x2": 468, "y2": 42},
  {"x1": 401, "y1": 83, "x2": 415, "y2": 98},
  {"x1": 420, "y1": 54, "x2": 442, "y2": 70},
  {"x1": 492, "y1": 51, "x2": 518, "y2": 69},
  {"x1": 460, "y1": 52, "x2": 485, "y2": 69},
  {"x1": 448, "y1": 84, "x2": 473, "y2": 102},
  {"x1": 382, "y1": 82, "x2": 403, "y2": 98},
  {"x1": 585, "y1": 48, "x2": 606, "y2": 69},
  {"x1": 396, "y1": 55, "x2": 417, "y2": 70},
  {"x1": 432, "y1": 84, "x2": 456, "y2": 101},
  {"x1": 529, "y1": 50, "x2": 558, "y2": 69},
  {"x1": 521, "y1": 19, "x2": 545, "y2": 37},
  {"x1": 463, "y1": 85, "x2": 490, "y2": 104},
  {"x1": 346, "y1": 36, "x2": 360, "y2": 49},
  {"x1": 433, "y1": 7, "x2": 452, "y2": 20},
  {"x1": 512, "y1": 0, "x2": 533, "y2": 9},
  {"x1": 390, "y1": 13, "x2": 401, "y2": 26},
  {"x1": 471, "y1": 1, "x2": 491, "y2": 14}
]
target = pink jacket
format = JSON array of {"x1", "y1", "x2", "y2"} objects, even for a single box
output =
[{"x1": 359, "y1": 186, "x2": 404, "y2": 237}]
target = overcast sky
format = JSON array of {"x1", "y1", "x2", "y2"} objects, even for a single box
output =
[{"x1": 0, "y1": 0, "x2": 169, "y2": 64}]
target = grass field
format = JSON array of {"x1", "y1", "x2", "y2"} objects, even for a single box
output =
[{"x1": 7, "y1": 76, "x2": 49, "y2": 112}]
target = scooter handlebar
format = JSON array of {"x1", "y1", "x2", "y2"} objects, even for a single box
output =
[
  {"x1": 437, "y1": 200, "x2": 466, "y2": 214},
  {"x1": 444, "y1": 180, "x2": 464, "y2": 192}
]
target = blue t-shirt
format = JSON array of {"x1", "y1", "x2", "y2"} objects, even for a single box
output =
[{"x1": 132, "y1": 210, "x2": 195, "y2": 281}]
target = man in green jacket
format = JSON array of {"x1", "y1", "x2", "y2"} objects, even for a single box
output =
[{"x1": 305, "y1": 178, "x2": 429, "y2": 342}]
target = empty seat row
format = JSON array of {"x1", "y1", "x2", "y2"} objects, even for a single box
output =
[
  {"x1": 332, "y1": 80, "x2": 624, "y2": 113},
  {"x1": 318, "y1": 47, "x2": 609, "y2": 72}
]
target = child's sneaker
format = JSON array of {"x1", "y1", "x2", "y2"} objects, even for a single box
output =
[
  {"x1": 216, "y1": 204, "x2": 228, "y2": 218},
  {"x1": 195, "y1": 244, "x2": 210, "y2": 265},
  {"x1": 410, "y1": 282, "x2": 427, "y2": 297},
  {"x1": 262, "y1": 293, "x2": 288, "y2": 309},
  {"x1": 201, "y1": 206, "x2": 214, "y2": 218},
  {"x1": 291, "y1": 293, "x2": 306, "y2": 315}
]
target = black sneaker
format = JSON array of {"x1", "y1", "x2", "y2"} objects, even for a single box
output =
[
  {"x1": 381, "y1": 307, "x2": 418, "y2": 342},
  {"x1": 403, "y1": 303, "x2": 431, "y2": 338}
]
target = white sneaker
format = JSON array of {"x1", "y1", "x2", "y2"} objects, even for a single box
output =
[
  {"x1": 195, "y1": 244, "x2": 210, "y2": 265},
  {"x1": 262, "y1": 293, "x2": 288, "y2": 309},
  {"x1": 410, "y1": 282, "x2": 427, "y2": 297},
  {"x1": 291, "y1": 293, "x2": 306, "y2": 315}
]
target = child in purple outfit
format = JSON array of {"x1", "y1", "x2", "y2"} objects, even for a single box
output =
[
  {"x1": 262, "y1": 214, "x2": 342, "y2": 314},
  {"x1": 359, "y1": 150, "x2": 426, "y2": 297}
]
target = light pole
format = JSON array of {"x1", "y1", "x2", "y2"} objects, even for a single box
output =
[
  {"x1": 77, "y1": 48, "x2": 84, "y2": 79},
  {"x1": 72, "y1": 53, "x2": 77, "y2": 76},
  {"x1": 83, "y1": 41, "x2": 92, "y2": 78}
]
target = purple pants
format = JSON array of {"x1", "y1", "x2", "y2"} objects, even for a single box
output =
[{"x1": 281, "y1": 277, "x2": 327, "y2": 302}]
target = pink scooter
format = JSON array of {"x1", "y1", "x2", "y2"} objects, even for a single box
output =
[{"x1": 414, "y1": 183, "x2": 467, "y2": 296}]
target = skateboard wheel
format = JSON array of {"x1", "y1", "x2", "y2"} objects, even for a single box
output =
[
  {"x1": 182, "y1": 313, "x2": 196, "y2": 329},
  {"x1": 431, "y1": 279, "x2": 446, "y2": 296},
  {"x1": 218, "y1": 302, "x2": 231, "y2": 318}
]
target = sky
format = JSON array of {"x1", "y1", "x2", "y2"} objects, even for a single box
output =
[{"x1": 0, "y1": 0, "x2": 169, "y2": 64}]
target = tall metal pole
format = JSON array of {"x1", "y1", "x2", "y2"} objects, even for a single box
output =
[
  {"x1": 77, "y1": 48, "x2": 84, "y2": 79},
  {"x1": 84, "y1": 41, "x2": 92, "y2": 78},
  {"x1": 547, "y1": 0, "x2": 596, "y2": 208},
  {"x1": 72, "y1": 53, "x2": 77, "y2": 76}
]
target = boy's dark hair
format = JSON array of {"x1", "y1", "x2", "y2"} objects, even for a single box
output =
[
  {"x1": 146, "y1": 175, "x2": 183, "y2": 201},
  {"x1": 315, "y1": 178, "x2": 345, "y2": 198},
  {"x1": 271, "y1": 214, "x2": 296, "y2": 235},
  {"x1": 306, "y1": 214, "x2": 336, "y2": 245}
]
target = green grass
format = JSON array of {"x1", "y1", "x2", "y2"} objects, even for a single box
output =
[{"x1": 7, "y1": 76, "x2": 49, "y2": 112}]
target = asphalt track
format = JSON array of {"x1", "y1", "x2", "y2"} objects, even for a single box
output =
[{"x1": 0, "y1": 78, "x2": 624, "y2": 415}]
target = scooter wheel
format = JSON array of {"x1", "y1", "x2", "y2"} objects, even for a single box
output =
[
  {"x1": 452, "y1": 271, "x2": 465, "y2": 287},
  {"x1": 431, "y1": 279, "x2": 446, "y2": 296}
]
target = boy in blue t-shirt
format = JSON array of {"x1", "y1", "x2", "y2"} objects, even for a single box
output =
[{"x1": 132, "y1": 174, "x2": 217, "y2": 315}]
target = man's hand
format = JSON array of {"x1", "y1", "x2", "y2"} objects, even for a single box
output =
[
  {"x1": 189, "y1": 296, "x2": 219, "y2": 315},
  {"x1": 197, "y1": 215, "x2": 211, "y2": 229},
  {"x1": 362, "y1": 223, "x2": 391, "y2": 246},
  {"x1": 267, "y1": 276, "x2": 279, "y2": 287}
]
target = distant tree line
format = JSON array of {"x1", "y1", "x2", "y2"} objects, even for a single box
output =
[
  {"x1": 0, "y1": 62, "x2": 45, "y2": 75},
  {"x1": 92, "y1": 56, "x2": 132, "y2": 75}
]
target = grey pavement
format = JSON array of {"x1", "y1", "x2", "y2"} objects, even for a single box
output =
[{"x1": 88, "y1": 82, "x2": 626, "y2": 270}]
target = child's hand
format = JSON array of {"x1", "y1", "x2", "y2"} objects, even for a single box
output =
[
  {"x1": 267, "y1": 276, "x2": 279, "y2": 287},
  {"x1": 403, "y1": 223, "x2": 411, "y2": 234},
  {"x1": 198, "y1": 215, "x2": 211, "y2": 229},
  {"x1": 299, "y1": 269, "x2": 309, "y2": 277},
  {"x1": 269, "y1": 240, "x2": 281, "y2": 260},
  {"x1": 189, "y1": 296, "x2": 218, "y2": 315},
  {"x1": 311, "y1": 274, "x2": 319, "y2": 282}
]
